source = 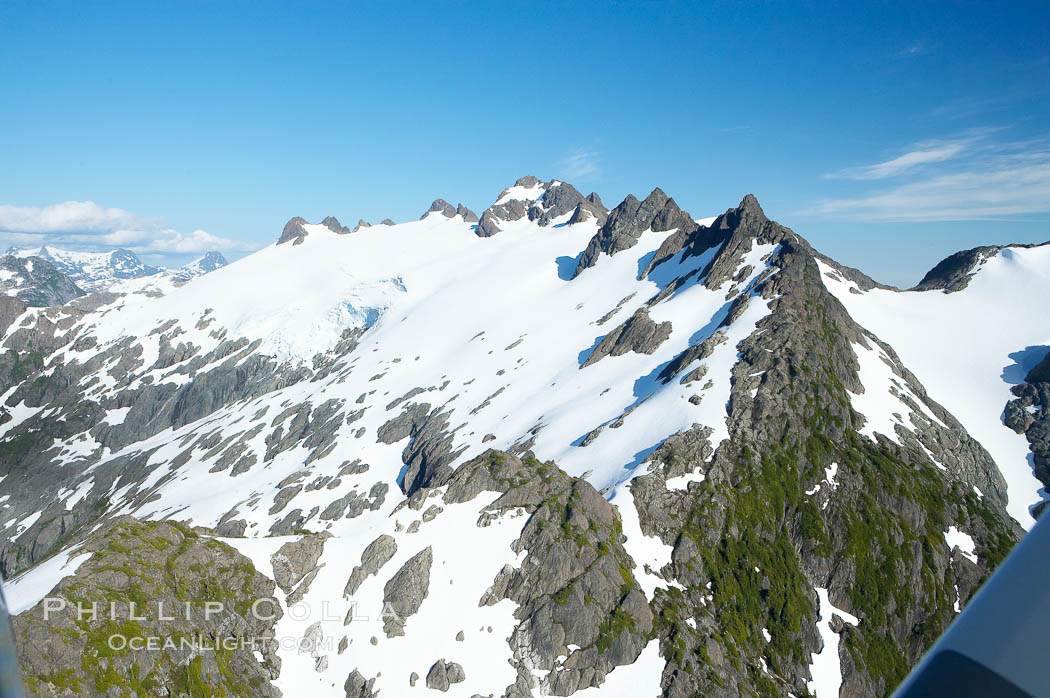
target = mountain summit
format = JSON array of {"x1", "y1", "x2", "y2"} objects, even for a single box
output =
[
  {"x1": 1, "y1": 245, "x2": 228, "y2": 302},
  {"x1": 0, "y1": 180, "x2": 1045, "y2": 697}
]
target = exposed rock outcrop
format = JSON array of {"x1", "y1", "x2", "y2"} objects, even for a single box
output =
[
  {"x1": 322, "y1": 216, "x2": 352, "y2": 234},
  {"x1": 582, "y1": 308, "x2": 672, "y2": 367},
  {"x1": 914, "y1": 241, "x2": 1050, "y2": 293},
  {"x1": 457, "y1": 204, "x2": 479, "y2": 223},
  {"x1": 382, "y1": 546, "x2": 433, "y2": 637},
  {"x1": 424, "y1": 659, "x2": 465, "y2": 691},
  {"x1": 573, "y1": 188, "x2": 696, "y2": 277},
  {"x1": 1004, "y1": 349, "x2": 1050, "y2": 516},
  {"x1": 445, "y1": 450, "x2": 654, "y2": 695},
  {"x1": 476, "y1": 177, "x2": 608, "y2": 237},
  {"x1": 14, "y1": 517, "x2": 282, "y2": 696},
  {"x1": 422, "y1": 199, "x2": 457, "y2": 219},
  {"x1": 344, "y1": 534, "x2": 397, "y2": 596},
  {"x1": 278, "y1": 216, "x2": 310, "y2": 245}
]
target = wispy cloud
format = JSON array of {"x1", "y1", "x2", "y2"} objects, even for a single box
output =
[
  {"x1": 826, "y1": 129, "x2": 999, "y2": 180},
  {"x1": 0, "y1": 200, "x2": 256, "y2": 255},
  {"x1": 559, "y1": 151, "x2": 602, "y2": 181},
  {"x1": 827, "y1": 141, "x2": 968, "y2": 180},
  {"x1": 899, "y1": 40, "x2": 930, "y2": 57},
  {"x1": 809, "y1": 132, "x2": 1050, "y2": 221}
]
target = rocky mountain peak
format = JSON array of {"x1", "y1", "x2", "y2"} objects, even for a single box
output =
[
  {"x1": 321, "y1": 215, "x2": 351, "y2": 234},
  {"x1": 476, "y1": 176, "x2": 605, "y2": 236},
  {"x1": 172, "y1": 251, "x2": 229, "y2": 279},
  {"x1": 912, "y1": 244, "x2": 1013, "y2": 293},
  {"x1": 708, "y1": 193, "x2": 769, "y2": 238},
  {"x1": 914, "y1": 240, "x2": 1050, "y2": 294},
  {"x1": 5, "y1": 244, "x2": 161, "y2": 292},
  {"x1": 196, "y1": 251, "x2": 228, "y2": 270},
  {"x1": 278, "y1": 216, "x2": 310, "y2": 245},
  {"x1": 572, "y1": 187, "x2": 698, "y2": 277},
  {"x1": 456, "y1": 203, "x2": 479, "y2": 223},
  {"x1": 279, "y1": 215, "x2": 353, "y2": 245},
  {"x1": 513, "y1": 175, "x2": 542, "y2": 188},
  {"x1": 353, "y1": 219, "x2": 371, "y2": 232},
  {"x1": 641, "y1": 187, "x2": 669, "y2": 208},
  {"x1": 422, "y1": 199, "x2": 457, "y2": 219},
  {"x1": 739, "y1": 192, "x2": 764, "y2": 215}
]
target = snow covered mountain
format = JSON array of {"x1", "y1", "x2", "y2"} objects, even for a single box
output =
[
  {"x1": 0, "y1": 177, "x2": 1045, "y2": 697},
  {"x1": 0, "y1": 254, "x2": 84, "y2": 306},
  {"x1": 166, "y1": 250, "x2": 229, "y2": 281},
  {"x1": 3, "y1": 245, "x2": 228, "y2": 295},
  {"x1": 5, "y1": 244, "x2": 162, "y2": 292}
]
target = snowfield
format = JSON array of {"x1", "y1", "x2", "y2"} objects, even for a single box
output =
[
  {"x1": 62, "y1": 206, "x2": 773, "y2": 534},
  {"x1": 818, "y1": 247, "x2": 1050, "y2": 526}
]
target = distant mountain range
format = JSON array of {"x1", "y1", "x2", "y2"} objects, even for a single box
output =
[
  {"x1": 0, "y1": 245, "x2": 228, "y2": 305},
  {"x1": 0, "y1": 178, "x2": 1046, "y2": 697}
]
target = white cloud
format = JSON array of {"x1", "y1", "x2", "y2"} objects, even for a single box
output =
[
  {"x1": 828, "y1": 142, "x2": 968, "y2": 180},
  {"x1": 825, "y1": 130, "x2": 1002, "y2": 181},
  {"x1": 559, "y1": 151, "x2": 602, "y2": 181},
  {"x1": 809, "y1": 136, "x2": 1050, "y2": 221},
  {"x1": 0, "y1": 200, "x2": 257, "y2": 255},
  {"x1": 0, "y1": 201, "x2": 156, "y2": 234},
  {"x1": 899, "y1": 40, "x2": 930, "y2": 57},
  {"x1": 151, "y1": 229, "x2": 247, "y2": 254}
]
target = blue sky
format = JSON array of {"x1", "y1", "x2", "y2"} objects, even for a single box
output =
[{"x1": 1, "y1": 0, "x2": 1048, "y2": 285}]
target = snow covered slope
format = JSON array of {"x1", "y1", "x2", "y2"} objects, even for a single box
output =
[
  {"x1": 0, "y1": 180, "x2": 1036, "y2": 697},
  {"x1": 818, "y1": 243, "x2": 1050, "y2": 523}
]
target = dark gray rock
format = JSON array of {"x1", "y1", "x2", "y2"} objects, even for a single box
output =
[
  {"x1": 476, "y1": 176, "x2": 604, "y2": 236},
  {"x1": 344, "y1": 534, "x2": 398, "y2": 596},
  {"x1": 0, "y1": 296, "x2": 26, "y2": 335},
  {"x1": 446, "y1": 450, "x2": 653, "y2": 695},
  {"x1": 529, "y1": 181, "x2": 606, "y2": 227},
  {"x1": 344, "y1": 669, "x2": 379, "y2": 697},
  {"x1": 382, "y1": 546, "x2": 433, "y2": 637},
  {"x1": 322, "y1": 215, "x2": 352, "y2": 234},
  {"x1": 581, "y1": 308, "x2": 672, "y2": 367},
  {"x1": 271, "y1": 532, "x2": 331, "y2": 593},
  {"x1": 425, "y1": 659, "x2": 465, "y2": 691},
  {"x1": 913, "y1": 246, "x2": 995, "y2": 293},
  {"x1": 278, "y1": 216, "x2": 310, "y2": 244},
  {"x1": 1027, "y1": 353, "x2": 1050, "y2": 384},
  {"x1": 379, "y1": 401, "x2": 466, "y2": 495},
  {"x1": 1005, "y1": 354, "x2": 1050, "y2": 515},
  {"x1": 457, "y1": 204, "x2": 479, "y2": 222},
  {"x1": 423, "y1": 199, "x2": 457, "y2": 219},
  {"x1": 573, "y1": 188, "x2": 697, "y2": 277}
]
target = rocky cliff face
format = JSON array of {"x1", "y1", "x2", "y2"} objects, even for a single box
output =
[{"x1": 0, "y1": 181, "x2": 1040, "y2": 697}]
